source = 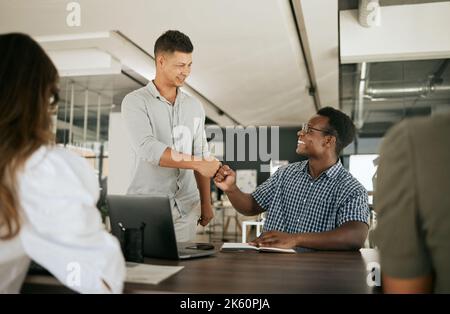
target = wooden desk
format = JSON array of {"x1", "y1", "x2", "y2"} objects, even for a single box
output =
[{"x1": 22, "y1": 248, "x2": 380, "y2": 294}]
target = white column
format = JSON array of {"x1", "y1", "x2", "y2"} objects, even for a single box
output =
[
  {"x1": 69, "y1": 84, "x2": 74, "y2": 144},
  {"x1": 96, "y1": 94, "x2": 101, "y2": 142},
  {"x1": 83, "y1": 89, "x2": 89, "y2": 142}
]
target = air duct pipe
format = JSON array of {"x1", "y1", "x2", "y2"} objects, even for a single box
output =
[{"x1": 366, "y1": 83, "x2": 450, "y2": 99}]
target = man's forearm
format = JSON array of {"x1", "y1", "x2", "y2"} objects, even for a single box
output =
[
  {"x1": 225, "y1": 187, "x2": 262, "y2": 216},
  {"x1": 294, "y1": 222, "x2": 368, "y2": 250},
  {"x1": 194, "y1": 171, "x2": 211, "y2": 206},
  {"x1": 159, "y1": 147, "x2": 202, "y2": 170}
]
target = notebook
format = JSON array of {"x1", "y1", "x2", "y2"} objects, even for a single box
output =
[{"x1": 221, "y1": 242, "x2": 296, "y2": 253}]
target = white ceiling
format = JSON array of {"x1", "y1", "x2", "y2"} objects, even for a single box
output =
[
  {"x1": 0, "y1": 0, "x2": 341, "y2": 127},
  {"x1": 340, "y1": 1, "x2": 450, "y2": 64}
]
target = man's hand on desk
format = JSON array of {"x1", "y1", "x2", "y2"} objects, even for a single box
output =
[
  {"x1": 213, "y1": 165, "x2": 237, "y2": 192},
  {"x1": 249, "y1": 231, "x2": 298, "y2": 249},
  {"x1": 198, "y1": 203, "x2": 214, "y2": 226}
]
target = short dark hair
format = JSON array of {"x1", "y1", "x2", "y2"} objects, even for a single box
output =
[
  {"x1": 154, "y1": 30, "x2": 193, "y2": 56},
  {"x1": 317, "y1": 106, "x2": 356, "y2": 156}
]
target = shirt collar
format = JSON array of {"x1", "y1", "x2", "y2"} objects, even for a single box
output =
[
  {"x1": 147, "y1": 81, "x2": 183, "y2": 104},
  {"x1": 325, "y1": 160, "x2": 343, "y2": 179},
  {"x1": 147, "y1": 81, "x2": 161, "y2": 98},
  {"x1": 297, "y1": 161, "x2": 308, "y2": 173},
  {"x1": 298, "y1": 159, "x2": 343, "y2": 180}
]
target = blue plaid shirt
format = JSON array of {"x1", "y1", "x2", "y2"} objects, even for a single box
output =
[{"x1": 252, "y1": 160, "x2": 370, "y2": 233}]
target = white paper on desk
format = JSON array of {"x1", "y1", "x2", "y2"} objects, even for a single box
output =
[
  {"x1": 221, "y1": 242, "x2": 296, "y2": 253},
  {"x1": 125, "y1": 262, "x2": 184, "y2": 285}
]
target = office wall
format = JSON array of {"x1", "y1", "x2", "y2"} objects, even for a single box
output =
[{"x1": 209, "y1": 126, "x2": 305, "y2": 186}]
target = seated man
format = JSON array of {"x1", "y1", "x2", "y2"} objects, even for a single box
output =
[
  {"x1": 374, "y1": 112, "x2": 450, "y2": 293},
  {"x1": 214, "y1": 107, "x2": 370, "y2": 250}
]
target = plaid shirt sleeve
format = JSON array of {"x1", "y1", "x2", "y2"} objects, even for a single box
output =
[
  {"x1": 336, "y1": 187, "x2": 370, "y2": 227},
  {"x1": 251, "y1": 167, "x2": 282, "y2": 211}
]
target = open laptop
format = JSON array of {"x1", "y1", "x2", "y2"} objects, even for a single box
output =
[{"x1": 107, "y1": 195, "x2": 217, "y2": 260}]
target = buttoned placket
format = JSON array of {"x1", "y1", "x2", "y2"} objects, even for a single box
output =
[
  {"x1": 171, "y1": 95, "x2": 184, "y2": 216},
  {"x1": 296, "y1": 172, "x2": 326, "y2": 226},
  {"x1": 172, "y1": 99, "x2": 182, "y2": 178},
  {"x1": 158, "y1": 94, "x2": 178, "y2": 152},
  {"x1": 157, "y1": 92, "x2": 184, "y2": 216}
]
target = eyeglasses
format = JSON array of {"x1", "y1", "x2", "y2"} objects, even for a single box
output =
[
  {"x1": 49, "y1": 90, "x2": 59, "y2": 107},
  {"x1": 48, "y1": 88, "x2": 60, "y2": 114},
  {"x1": 301, "y1": 123, "x2": 335, "y2": 136}
]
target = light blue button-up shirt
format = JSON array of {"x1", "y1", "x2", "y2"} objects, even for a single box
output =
[{"x1": 121, "y1": 82, "x2": 210, "y2": 216}]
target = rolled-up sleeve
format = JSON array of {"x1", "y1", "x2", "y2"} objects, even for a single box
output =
[
  {"x1": 373, "y1": 121, "x2": 432, "y2": 278},
  {"x1": 121, "y1": 94, "x2": 168, "y2": 165},
  {"x1": 192, "y1": 105, "x2": 210, "y2": 158}
]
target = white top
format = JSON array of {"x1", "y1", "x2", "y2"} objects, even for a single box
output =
[{"x1": 0, "y1": 146, "x2": 126, "y2": 293}]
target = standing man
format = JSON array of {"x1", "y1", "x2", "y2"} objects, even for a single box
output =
[
  {"x1": 214, "y1": 107, "x2": 370, "y2": 250},
  {"x1": 122, "y1": 30, "x2": 220, "y2": 242}
]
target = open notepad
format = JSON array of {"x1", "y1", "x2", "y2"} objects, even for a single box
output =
[{"x1": 221, "y1": 242, "x2": 296, "y2": 253}]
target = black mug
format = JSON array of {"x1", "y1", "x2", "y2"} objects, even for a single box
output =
[{"x1": 118, "y1": 222, "x2": 146, "y2": 263}]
